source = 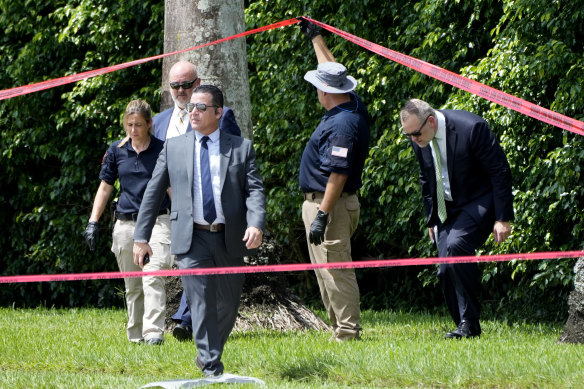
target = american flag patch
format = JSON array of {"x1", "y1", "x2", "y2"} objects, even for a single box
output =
[{"x1": 331, "y1": 146, "x2": 348, "y2": 158}]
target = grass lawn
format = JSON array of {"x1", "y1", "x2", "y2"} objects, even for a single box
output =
[{"x1": 0, "y1": 307, "x2": 583, "y2": 388}]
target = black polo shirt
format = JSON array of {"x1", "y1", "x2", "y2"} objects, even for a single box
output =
[
  {"x1": 99, "y1": 136, "x2": 170, "y2": 214},
  {"x1": 299, "y1": 93, "x2": 370, "y2": 193}
]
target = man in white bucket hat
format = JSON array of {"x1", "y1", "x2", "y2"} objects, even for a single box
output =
[{"x1": 298, "y1": 17, "x2": 370, "y2": 342}]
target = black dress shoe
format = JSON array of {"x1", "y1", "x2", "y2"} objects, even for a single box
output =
[
  {"x1": 445, "y1": 320, "x2": 481, "y2": 339},
  {"x1": 172, "y1": 324, "x2": 193, "y2": 342}
]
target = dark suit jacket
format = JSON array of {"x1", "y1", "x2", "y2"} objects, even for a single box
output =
[
  {"x1": 134, "y1": 130, "x2": 265, "y2": 257},
  {"x1": 153, "y1": 106, "x2": 241, "y2": 140},
  {"x1": 412, "y1": 110, "x2": 513, "y2": 228}
]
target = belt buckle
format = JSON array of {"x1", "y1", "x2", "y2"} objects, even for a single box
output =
[{"x1": 209, "y1": 224, "x2": 219, "y2": 232}]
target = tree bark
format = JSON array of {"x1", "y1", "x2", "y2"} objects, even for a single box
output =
[
  {"x1": 559, "y1": 258, "x2": 584, "y2": 343},
  {"x1": 161, "y1": 0, "x2": 253, "y2": 139},
  {"x1": 160, "y1": 1, "x2": 328, "y2": 333}
]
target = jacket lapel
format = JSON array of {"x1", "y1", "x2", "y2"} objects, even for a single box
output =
[
  {"x1": 185, "y1": 131, "x2": 195, "y2": 192},
  {"x1": 219, "y1": 131, "x2": 232, "y2": 192},
  {"x1": 445, "y1": 118, "x2": 457, "y2": 181}
]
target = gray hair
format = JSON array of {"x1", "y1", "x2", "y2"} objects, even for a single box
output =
[{"x1": 400, "y1": 99, "x2": 436, "y2": 123}]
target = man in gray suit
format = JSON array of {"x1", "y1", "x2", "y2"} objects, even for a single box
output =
[{"x1": 133, "y1": 85, "x2": 265, "y2": 377}]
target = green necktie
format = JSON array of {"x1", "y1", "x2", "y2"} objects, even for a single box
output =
[{"x1": 432, "y1": 138, "x2": 448, "y2": 224}]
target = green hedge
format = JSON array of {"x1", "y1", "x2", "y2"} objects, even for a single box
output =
[
  {"x1": 246, "y1": 0, "x2": 584, "y2": 320},
  {"x1": 1, "y1": 0, "x2": 582, "y2": 320}
]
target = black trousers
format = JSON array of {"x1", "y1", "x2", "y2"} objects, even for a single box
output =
[{"x1": 436, "y1": 208, "x2": 492, "y2": 325}]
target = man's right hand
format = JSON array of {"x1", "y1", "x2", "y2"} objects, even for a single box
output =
[
  {"x1": 309, "y1": 210, "x2": 329, "y2": 245},
  {"x1": 84, "y1": 221, "x2": 99, "y2": 252},
  {"x1": 297, "y1": 17, "x2": 321, "y2": 40},
  {"x1": 133, "y1": 242, "x2": 153, "y2": 269}
]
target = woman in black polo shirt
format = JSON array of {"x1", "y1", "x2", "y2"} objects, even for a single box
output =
[{"x1": 84, "y1": 99, "x2": 172, "y2": 345}]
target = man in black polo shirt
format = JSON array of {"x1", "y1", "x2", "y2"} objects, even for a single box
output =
[{"x1": 298, "y1": 18, "x2": 370, "y2": 342}]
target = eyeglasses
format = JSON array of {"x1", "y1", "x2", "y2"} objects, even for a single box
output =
[
  {"x1": 169, "y1": 79, "x2": 198, "y2": 90},
  {"x1": 402, "y1": 115, "x2": 430, "y2": 138},
  {"x1": 186, "y1": 102, "x2": 219, "y2": 113}
]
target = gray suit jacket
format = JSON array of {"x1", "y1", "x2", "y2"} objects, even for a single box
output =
[{"x1": 134, "y1": 130, "x2": 265, "y2": 257}]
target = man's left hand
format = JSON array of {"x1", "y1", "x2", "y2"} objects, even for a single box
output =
[
  {"x1": 243, "y1": 226, "x2": 263, "y2": 249},
  {"x1": 493, "y1": 220, "x2": 511, "y2": 243}
]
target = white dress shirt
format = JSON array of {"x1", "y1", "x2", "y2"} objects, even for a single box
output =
[
  {"x1": 166, "y1": 106, "x2": 189, "y2": 139},
  {"x1": 430, "y1": 111, "x2": 453, "y2": 202}
]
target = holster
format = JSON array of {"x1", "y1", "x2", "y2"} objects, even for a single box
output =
[{"x1": 110, "y1": 198, "x2": 118, "y2": 224}]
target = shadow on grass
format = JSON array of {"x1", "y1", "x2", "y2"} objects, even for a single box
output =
[
  {"x1": 276, "y1": 351, "x2": 341, "y2": 381},
  {"x1": 229, "y1": 330, "x2": 315, "y2": 341}
]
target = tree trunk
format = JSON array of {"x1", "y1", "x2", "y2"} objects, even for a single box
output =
[
  {"x1": 161, "y1": 0, "x2": 253, "y2": 139},
  {"x1": 161, "y1": 0, "x2": 328, "y2": 332},
  {"x1": 559, "y1": 258, "x2": 584, "y2": 343}
]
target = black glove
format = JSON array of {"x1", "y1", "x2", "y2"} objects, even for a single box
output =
[
  {"x1": 84, "y1": 221, "x2": 99, "y2": 252},
  {"x1": 297, "y1": 16, "x2": 321, "y2": 40},
  {"x1": 309, "y1": 210, "x2": 328, "y2": 245}
]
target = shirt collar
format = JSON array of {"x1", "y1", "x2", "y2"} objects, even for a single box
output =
[
  {"x1": 125, "y1": 136, "x2": 152, "y2": 152},
  {"x1": 434, "y1": 110, "x2": 446, "y2": 140},
  {"x1": 173, "y1": 105, "x2": 188, "y2": 117},
  {"x1": 195, "y1": 129, "x2": 220, "y2": 143}
]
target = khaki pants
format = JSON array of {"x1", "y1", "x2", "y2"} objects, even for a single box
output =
[
  {"x1": 302, "y1": 193, "x2": 362, "y2": 341},
  {"x1": 111, "y1": 214, "x2": 172, "y2": 342}
]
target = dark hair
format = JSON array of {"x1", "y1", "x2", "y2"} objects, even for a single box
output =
[{"x1": 193, "y1": 85, "x2": 224, "y2": 111}]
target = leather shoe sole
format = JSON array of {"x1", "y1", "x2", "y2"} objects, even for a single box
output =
[
  {"x1": 445, "y1": 331, "x2": 480, "y2": 339},
  {"x1": 445, "y1": 320, "x2": 481, "y2": 339},
  {"x1": 173, "y1": 324, "x2": 193, "y2": 342},
  {"x1": 145, "y1": 337, "x2": 164, "y2": 345}
]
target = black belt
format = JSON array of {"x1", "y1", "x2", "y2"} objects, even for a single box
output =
[
  {"x1": 116, "y1": 209, "x2": 170, "y2": 221},
  {"x1": 194, "y1": 223, "x2": 225, "y2": 232},
  {"x1": 304, "y1": 192, "x2": 356, "y2": 201}
]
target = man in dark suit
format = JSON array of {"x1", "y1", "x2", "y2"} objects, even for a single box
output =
[
  {"x1": 153, "y1": 60, "x2": 242, "y2": 342},
  {"x1": 133, "y1": 85, "x2": 265, "y2": 376},
  {"x1": 153, "y1": 60, "x2": 241, "y2": 140},
  {"x1": 400, "y1": 98, "x2": 513, "y2": 339}
]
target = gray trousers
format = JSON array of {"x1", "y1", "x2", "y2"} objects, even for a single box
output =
[{"x1": 177, "y1": 228, "x2": 245, "y2": 376}]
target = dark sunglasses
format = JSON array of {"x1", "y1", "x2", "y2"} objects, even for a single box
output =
[
  {"x1": 169, "y1": 79, "x2": 198, "y2": 90},
  {"x1": 186, "y1": 102, "x2": 219, "y2": 113},
  {"x1": 402, "y1": 115, "x2": 430, "y2": 138}
]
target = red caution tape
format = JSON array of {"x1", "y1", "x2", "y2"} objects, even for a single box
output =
[
  {"x1": 1, "y1": 250, "x2": 581, "y2": 284},
  {"x1": 1, "y1": 17, "x2": 582, "y2": 136},
  {"x1": 1, "y1": 19, "x2": 582, "y2": 284},
  {"x1": 0, "y1": 18, "x2": 299, "y2": 101},
  {"x1": 302, "y1": 17, "x2": 584, "y2": 137}
]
